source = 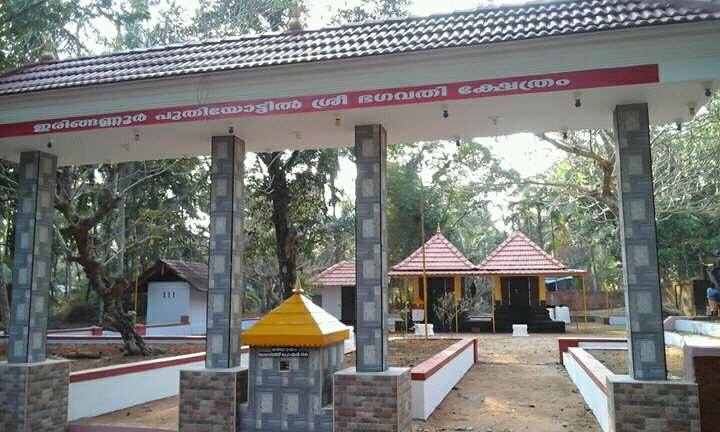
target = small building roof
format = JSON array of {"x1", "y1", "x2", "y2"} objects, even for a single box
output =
[
  {"x1": 1, "y1": 0, "x2": 718, "y2": 95},
  {"x1": 243, "y1": 289, "x2": 349, "y2": 348},
  {"x1": 312, "y1": 259, "x2": 356, "y2": 287},
  {"x1": 139, "y1": 259, "x2": 208, "y2": 292},
  {"x1": 476, "y1": 231, "x2": 586, "y2": 276},
  {"x1": 389, "y1": 227, "x2": 481, "y2": 277}
]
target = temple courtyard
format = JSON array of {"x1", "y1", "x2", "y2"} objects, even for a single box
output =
[{"x1": 70, "y1": 328, "x2": 629, "y2": 432}]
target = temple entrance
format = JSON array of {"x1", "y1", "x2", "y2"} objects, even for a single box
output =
[
  {"x1": 503, "y1": 277, "x2": 531, "y2": 325},
  {"x1": 427, "y1": 277, "x2": 453, "y2": 332}
]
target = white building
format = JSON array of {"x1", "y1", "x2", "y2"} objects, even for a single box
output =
[
  {"x1": 311, "y1": 260, "x2": 356, "y2": 327},
  {"x1": 140, "y1": 259, "x2": 209, "y2": 335}
]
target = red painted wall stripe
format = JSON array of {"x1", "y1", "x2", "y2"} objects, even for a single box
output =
[
  {"x1": 0, "y1": 64, "x2": 659, "y2": 139},
  {"x1": 411, "y1": 338, "x2": 477, "y2": 381},
  {"x1": 566, "y1": 348, "x2": 613, "y2": 395},
  {"x1": 68, "y1": 346, "x2": 249, "y2": 383}
]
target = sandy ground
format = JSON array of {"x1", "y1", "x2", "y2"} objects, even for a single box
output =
[
  {"x1": 73, "y1": 330, "x2": 622, "y2": 431},
  {"x1": 414, "y1": 333, "x2": 604, "y2": 432}
]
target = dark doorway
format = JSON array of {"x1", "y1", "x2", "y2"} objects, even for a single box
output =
[
  {"x1": 426, "y1": 277, "x2": 453, "y2": 332},
  {"x1": 341, "y1": 286, "x2": 356, "y2": 326},
  {"x1": 502, "y1": 277, "x2": 531, "y2": 324}
]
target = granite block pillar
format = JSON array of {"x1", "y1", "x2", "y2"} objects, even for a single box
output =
[
  {"x1": 354, "y1": 124, "x2": 388, "y2": 372},
  {"x1": 206, "y1": 135, "x2": 245, "y2": 369},
  {"x1": 8, "y1": 151, "x2": 57, "y2": 364},
  {"x1": 0, "y1": 151, "x2": 68, "y2": 432},
  {"x1": 179, "y1": 136, "x2": 246, "y2": 432},
  {"x1": 613, "y1": 104, "x2": 667, "y2": 380}
]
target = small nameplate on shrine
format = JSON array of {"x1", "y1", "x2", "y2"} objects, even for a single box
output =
[{"x1": 257, "y1": 348, "x2": 310, "y2": 359}]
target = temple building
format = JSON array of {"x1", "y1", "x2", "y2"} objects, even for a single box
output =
[
  {"x1": 388, "y1": 227, "x2": 481, "y2": 332},
  {"x1": 310, "y1": 260, "x2": 356, "y2": 327},
  {"x1": 476, "y1": 232, "x2": 587, "y2": 332}
]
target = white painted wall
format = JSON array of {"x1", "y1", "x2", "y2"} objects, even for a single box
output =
[
  {"x1": 320, "y1": 286, "x2": 342, "y2": 321},
  {"x1": 190, "y1": 288, "x2": 207, "y2": 335},
  {"x1": 67, "y1": 351, "x2": 248, "y2": 421},
  {"x1": 676, "y1": 320, "x2": 720, "y2": 338},
  {"x1": 145, "y1": 324, "x2": 193, "y2": 336},
  {"x1": 563, "y1": 351, "x2": 609, "y2": 432},
  {"x1": 147, "y1": 281, "x2": 190, "y2": 325},
  {"x1": 411, "y1": 343, "x2": 475, "y2": 420}
]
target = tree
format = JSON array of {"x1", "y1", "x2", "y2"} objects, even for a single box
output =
[
  {"x1": 331, "y1": 0, "x2": 411, "y2": 24},
  {"x1": 53, "y1": 161, "x2": 199, "y2": 355}
]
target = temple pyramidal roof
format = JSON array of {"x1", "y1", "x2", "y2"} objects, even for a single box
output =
[
  {"x1": 243, "y1": 286, "x2": 349, "y2": 347},
  {"x1": 1, "y1": 0, "x2": 719, "y2": 95},
  {"x1": 311, "y1": 259, "x2": 356, "y2": 287},
  {"x1": 477, "y1": 231, "x2": 586, "y2": 276},
  {"x1": 389, "y1": 226, "x2": 481, "y2": 277}
]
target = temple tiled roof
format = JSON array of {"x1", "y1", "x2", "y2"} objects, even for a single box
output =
[
  {"x1": 312, "y1": 259, "x2": 356, "y2": 287},
  {"x1": 476, "y1": 231, "x2": 586, "y2": 275},
  {"x1": 389, "y1": 227, "x2": 480, "y2": 276},
  {"x1": 1, "y1": 0, "x2": 719, "y2": 95}
]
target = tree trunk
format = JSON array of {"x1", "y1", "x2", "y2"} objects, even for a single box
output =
[
  {"x1": 261, "y1": 153, "x2": 298, "y2": 300},
  {"x1": 103, "y1": 286, "x2": 150, "y2": 356}
]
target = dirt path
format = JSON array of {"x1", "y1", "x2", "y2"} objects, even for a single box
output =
[{"x1": 413, "y1": 334, "x2": 603, "y2": 432}]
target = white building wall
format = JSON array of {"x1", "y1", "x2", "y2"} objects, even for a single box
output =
[
  {"x1": 189, "y1": 288, "x2": 207, "y2": 335},
  {"x1": 321, "y1": 286, "x2": 342, "y2": 321},
  {"x1": 146, "y1": 281, "x2": 190, "y2": 325}
]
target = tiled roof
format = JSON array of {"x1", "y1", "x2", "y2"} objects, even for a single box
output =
[
  {"x1": 2, "y1": 0, "x2": 719, "y2": 95},
  {"x1": 389, "y1": 228, "x2": 480, "y2": 276},
  {"x1": 476, "y1": 231, "x2": 585, "y2": 275},
  {"x1": 312, "y1": 259, "x2": 356, "y2": 287},
  {"x1": 140, "y1": 259, "x2": 208, "y2": 292}
]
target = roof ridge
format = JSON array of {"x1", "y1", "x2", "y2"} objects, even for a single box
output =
[
  {"x1": 476, "y1": 231, "x2": 569, "y2": 271},
  {"x1": 391, "y1": 230, "x2": 475, "y2": 271},
  {"x1": 2, "y1": 0, "x2": 655, "y2": 68}
]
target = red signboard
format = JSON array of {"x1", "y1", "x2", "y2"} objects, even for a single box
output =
[{"x1": 0, "y1": 64, "x2": 659, "y2": 139}]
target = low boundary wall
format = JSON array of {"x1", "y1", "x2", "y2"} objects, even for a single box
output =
[
  {"x1": 675, "y1": 319, "x2": 720, "y2": 338},
  {"x1": 410, "y1": 338, "x2": 477, "y2": 420},
  {"x1": 67, "y1": 348, "x2": 249, "y2": 421},
  {"x1": 563, "y1": 347, "x2": 612, "y2": 432}
]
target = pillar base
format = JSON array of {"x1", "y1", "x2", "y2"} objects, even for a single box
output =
[
  {"x1": 608, "y1": 375, "x2": 700, "y2": 432},
  {"x1": 333, "y1": 367, "x2": 411, "y2": 432},
  {"x1": 179, "y1": 366, "x2": 248, "y2": 432},
  {"x1": 0, "y1": 359, "x2": 70, "y2": 432}
]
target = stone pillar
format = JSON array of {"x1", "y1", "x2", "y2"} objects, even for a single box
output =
[
  {"x1": 206, "y1": 135, "x2": 245, "y2": 369},
  {"x1": 0, "y1": 151, "x2": 70, "y2": 432},
  {"x1": 613, "y1": 104, "x2": 667, "y2": 380},
  {"x1": 607, "y1": 375, "x2": 700, "y2": 432},
  {"x1": 179, "y1": 136, "x2": 246, "y2": 432},
  {"x1": 334, "y1": 125, "x2": 411, "y2": 432},
  {"x1": 354, "y1": 124, "x2": 388, "y2": 372},
  {"x1": 8, "y1": 151, "x2": 57, "y2": 364}
]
